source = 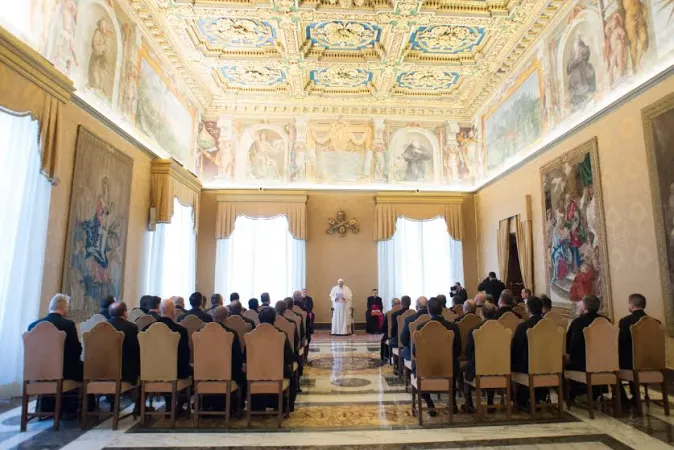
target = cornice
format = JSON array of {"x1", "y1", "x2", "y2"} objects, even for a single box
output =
[
  {"x1": 151, "y1": 159, "x2": 202, "y2": 194},
  {"x1": 215, "y1": 190, "x2": 309, "y2": 203},
  {"x1": 374, "y1": 191, "x2": 466, "y2": 205}
]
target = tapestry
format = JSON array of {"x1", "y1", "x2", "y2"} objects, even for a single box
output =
[
  {"x1": 540, "y1": 138, "x2": 611, "y2": 317},
  {"x1": 62, "y1": 127, "x2": 133, "y2": 321}
]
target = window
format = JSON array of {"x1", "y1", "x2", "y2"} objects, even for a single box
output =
[
  {"x1": 146, "y1": 198, "x2": 196, "y2": 300},
  {"x1": 214, "y1": 215, "x2": 305, "y2": 302},
  {"x1": 377, "y1": 216, "x2": 463, "y2": 309},
  {"x1": 0, "y1": 111, "x2": 52, "y2": 396}
]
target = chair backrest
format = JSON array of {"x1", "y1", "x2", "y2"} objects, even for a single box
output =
[
  {"x1": 583, "y1": 317, "x2": 619, "y2": 373},
  {"x1": 457, "y1": 313, "x2": 481, "y2": 358},
  {"x1": 128, "y1": 308, "x2": 145, "y2": 322},
  {"x1": 631, "y1": 316, "x2": 666, "y2": 371},
  {"x1": 243, "y1": 309, "x2": 260, "y2": 326},
  {"x1": 409, "y1": 314, "x2": 430, "y2": 355},
  {"x1": 442, "y1": 308, "x2": 457, "y2": 322},
  {"x1": 245, "y1": 323, "x2": 285, "y2": 381},
  {"x1": 397, "y1": 309, "x2": 416, "y2": 346},
  {"x1": 291, "y1": 307, "x2": 307, "y2": 332},
  {"x1": 453, "y1": 304, "x2": 464, "y2": 316},
  {"x1": 274, "y1": 316, "x2": 295, "y2": 349},
  {"x1": 138, "y1": 322, "x2": 179, "y2": 381},
  {"x1": 498, "y1": 311, "x2": 522, "y2": 337},
  {"x1": 226, "y1": 315, "x2": 253, "y2": 352},
  {"x1": 386, "y1": 306, "x2": 401, "y2": 338},
  {"x1": 513, "y1": 305, "x2": 527, "y2": 320},
  {"x1": 193, "y1": 323, "x2": 234, "y2": 382},
  {"x1": 180, "y1": 315, "x2": 205, "y2": 362},
  {"x1": 283, "y1": 310, "x2": 302, "y2": 339},
  {"x1": 23, "y1": 322, "x2": 66, "y2": 381},
  {"x1": 134, "y1": 314, "x2": 156, "y2": 331},
  {"x1": 80, "y1": 314, "x2": 108, "y2": 335},
  {"x1": 526, "y1": 318, "x2": 564, "y2": 375},
  {"x1": 544, "y1": 311, "x2": 568, "y2": 332},
  {"x1": 415, "y1": 321, "x2": 455, "y2": 378},
  {"x1": 83, "y1": 322, "x2": 123, "y2": 381},
  {"x1": 473, "y1": 320, "x2": 512, "y2": 376}
]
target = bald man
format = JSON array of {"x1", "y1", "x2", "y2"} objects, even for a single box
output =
[
  {"x1": 330, "y1": 278, "x2": 353, "y2": 336},
  {"x1": 108, "y1": 301, "x2": 140, "y2": 384},
  {"x1": 147, "y1": 298, "x2": 192, "y2": 380},
  {"x1": 400, "y1": 296, "x2": 429, "y2": 361}
]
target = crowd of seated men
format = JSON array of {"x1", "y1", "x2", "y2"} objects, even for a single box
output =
[{"x1": 27, "y1": 289, "x2": 315, "y2": 419}]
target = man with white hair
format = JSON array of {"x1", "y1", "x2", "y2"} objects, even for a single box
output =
[
  {"x1": 329, "y1": 278, "x2": 353, "y2": 335},
  {"x1": 28, "y1": 294, "x2": 83, "y2": 381}
]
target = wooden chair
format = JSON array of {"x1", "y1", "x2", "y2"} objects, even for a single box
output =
[
  {"x1": 21, "y1": 322, "x2": 82, "y2": 432},
  {"x1": 291, "y1": 307, "x2": 309, "y2": 362},
  {"x1": 457, "y1": 314, "x2": 481, "y2": 360},
  {"x1": 128, "y1": 308, "x2": 145, "y2": 322},
  {"x1": 80, "y1": 314, "x2": 107, "y2": 334},
  {"x1": 564, "y1": 317, "x2": 620, "y2": 419},
  {"x1": 465, "y1": 320, "x2": 512, "y2": 420},
  {"x1": 274, "y1": 317, "x2": 300, "y2": 381},
  {"x1": 226, "y1": 316, "x2": 253, "y2": 353},
  {"x1": 498, "y1": 311, "x2": 522, "y2": 337},
  {"x1": 511, "y1": 318, "x2": 565, "y2": 419},
  {"x1": 513, "y1": 305, "x2": 527, "y2": 320},
  {"x1": 452, "y1": 304, "x2": 464, "y2": 317},
  {"x1": 179, "y1": 315, "x2": 205, "y2": 363},
  {"x1": 192, "y1": 323, "x2": 240, "y2": 426},
  {"x1": 442, "y1": 308, "x2": 458, "y2": 322},
  {"x1": 394, "y1": 310, "x2": 416, "y2": 378},
  {"x1": 404, "y1": 314, "x2": 430, "y2": 390},
  {"x1": 244, "y1": 309, "x2": 260, "y2": 327},
  {"x1": 411, "y1": 321, "x2": 456, "y2": 425},
  {"x1": 81, "y1": 322, "x2": 138, "y2": 430},
  {"x1": 619, "y1": 316, "x2": 669, "y2": 416},
  {"x1": 138, "y1": 322, "x2": 192, "y2": 428},
  {"x1": 134, "y1": 314, "x2": 156, "y2": 331},
  {"x1": 384, "y1": 305, "x2": 401, "y2": 364},
  {"x1": 544, "y1": 311, "x2": 568, "y2": 332},
  {"x1": 244, "y1": 323, "x2": 291, "y2": 428},
  {"x1": 283, "y1": 310, "x2": 304, "y2": 360}
]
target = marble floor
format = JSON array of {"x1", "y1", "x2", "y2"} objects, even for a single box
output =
[{"x1": 1, "y1": 332, "x2": 673, "y2": 449}]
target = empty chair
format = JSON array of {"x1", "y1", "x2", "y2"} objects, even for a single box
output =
[
  {"x1": 411, "y1": 321, "x2": 456, "y2": 425},
  {"x1": 128, "y1": 308, "x2": 145, "y2": 323},
  {"x1": 442, "y1": 308, "x2": 458, "y2": 323},
  {"x1": 564, "y1": 317, "x2": 620, "y2": 419},
  {"x1": 226, "y1": 315, "x2": 253, "y2": 353},
  {"x1": 498, "y1": 311, "x2": 522, "y2": 337},
  {"x1": 21, "y1": 322, "x2": 82, "y2": 432},
  {"x1": 192, "y1": 323, "x2": 240, "y2": 426},
  {"x1": 619, "y1": 316, "x2": 669, "y2": 416},
  {"x1": 134, "y1": 314, "x2": 156, "y2": 331},
  {"x1": 81, "y1": 322, "x2": 138, "y2": 430},
  {"x1": 138, "y1": 322, "x2": 192, "y2": 428},
  {"x1": 179, "y1": 315, "x2": 205, "y2": 363},
  {"x1": 245, "y1": 323, "x2": 291, "y2": 427},
  {"x1": 404, "y1": 314, "x2": 430, "y2": 389},
  {"x1": 511, "y1": 318, "x2": 565, "y2": 419},
  {"x1": 243, "y1": 309, "x2": 260, "y2": 327}
]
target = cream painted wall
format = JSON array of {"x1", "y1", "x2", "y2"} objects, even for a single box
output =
[
  {"x1": 475, "y1": 74, "x2": 674, "y2": 365},
  {"x1": 40, "y1": 101, "x2": 153, "y2": 315}
]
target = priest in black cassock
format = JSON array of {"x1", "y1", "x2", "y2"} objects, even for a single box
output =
[{"x1": 365, "y1": 288, "x2": 384, "y2": 334}]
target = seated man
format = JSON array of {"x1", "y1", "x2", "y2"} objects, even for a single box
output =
[
  {"x1": 415, "y1": 297, "x2": 462, "y2": 414},
  {"x1": 229, "y1": 292, "x2": 240, "y2": 310},
  {"x1": 230, "y1": 300, "x2": 256, "y2": 329},
  {"x1": 462, "y1": 299, "x2": 477, "y2": 316},
  {"x1": 365, "y1": 288, "x2": 384, "y2": 334},
  {"x1": 450, "y1": 294, "x2": 464, "y2": 314},
  {"x1": 436, "y1": 294, "x2": 448, "y2": 310},
  {"x1": 260, "y1": 292, "x2": 271, "y2": 308},
  {"x1": 301, "y1": 289, "x2": 315, "y2": 333},
  {"x1": 147, "y1": 296, "x2": 162, "y2": 320},
  {"x1": 207, "y1": 294, "x2": 224, "y2": 314},
  {"x1": 541, "y1": 294, "x2": 552, "y2": 315},
  {"x1": 380, "y1": 297, "x2": 401, "y2": 361},
  {"x1": 99, "y1": 295, "x2": 115, "y2": 320},
  {"x1": 248, "y1": 298, "x2": 260, "y2": 313},
  {"x1": 389, "y1": 295, "x2": 412, "y2": 349},
  {"x1": 139, "y1": 295, "x2": 153, "y2": 315},
  {"x1": 275, "y1": 301, "x2": 300, "y2": 354},
  {"x1": 150, "y1": 299, "x2": 192, "y2": 380},
  {"x1": 178, "y1": 292, "x2": 213, "y2": 323},
  {"x1": 618, "y1": 293, "x2": 652, "y2": 404},
  {"x1": 292, "y1": 290, "x2": 312, "y2": 343},
  {"x1": 474, "y1": 293, "x2": 487, "y2": 318},
  {"x1": 511, "y1": 296, "x2": 546, "y2": 408},
  {"x1": 287, "y1": 294, "x2": 306, "y2": 339},
  {"x1": 461, "y1": 302, "x2": 497, "y2": 413},
  {"x1": 400, "y1": 296, "x2": 429, "y2": 361},
  {"x1": 521, "y1": 288, "x2": 532, "y2": 303},
  {"x1": 173, "y1": 296, "x2": 186, "y2": 315},
  {"x1": 108, "y1": 301, "x2": 140, "y2": 384},
  {"x1": 495, "y1": 290, "x2": 521, "y2": 319}
]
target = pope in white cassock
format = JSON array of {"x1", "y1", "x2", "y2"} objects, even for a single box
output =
[{"x1": 330, "y1": 278, "x2": 353, "y2": 335}]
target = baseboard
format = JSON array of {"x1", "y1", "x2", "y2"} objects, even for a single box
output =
[{"x1": 314, "y1": 322, "x2": 366, "y2": 330}]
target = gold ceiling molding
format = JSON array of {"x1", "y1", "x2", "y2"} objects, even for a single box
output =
[
  {"x1": 151, "y1": 159, "x2": 202, "y2": 231},
  {"x1": 374, "y1": 192, "x2": 465, "y2": 205},
  {"x1": 215, "y1": 190, "x2": 309, "y2": 203}
]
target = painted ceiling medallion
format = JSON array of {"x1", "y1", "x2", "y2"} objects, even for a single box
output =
[
  {"x1": 396, "y1": 70, "x2": 459, "y2": 90},
  {"x1": 409, "y1": 25, "x2": 486, "y2": 54},
  {"x1": 310, "y1": 67, "x2": 372, "y2": 87},
  {"x1": 221, "y1": 66, "x2": 286, "y2": 86},
  {"x1": 198, "y1": 18, "x2": 275, "y2": 48},
  {"x1": 307, "y1": 21, "x2": 381, "y2": 50}
]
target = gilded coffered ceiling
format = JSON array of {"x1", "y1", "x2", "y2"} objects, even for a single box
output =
[{"x1": 126, "y1": 0, "x2": 565, "y2": 119}]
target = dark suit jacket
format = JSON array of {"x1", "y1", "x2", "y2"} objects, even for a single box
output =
[
  {"x1": 367, "y1": 296, "x2": 383, "y2": 311},
  {"x1": 100, "y1": 309, "x2": 112, "y2": 320},
  {"x1": 495, "y1": 306, "x2": 522, "y2": 319},
  {"x1": 215, "y1": 323, "x2": 245, "y2": 385},
  {"x1": 108, "y1": 317, "x2": 140, "y2": 383},
  {"x1": 450, "y1": 288, "x2": 468, "y2": 304},
  {"x1": 389, "y1": 307, "x2": 409, "y2": 345},
  {"x1": 178, "y1": 308, "x2": 213, "y2": 324},
  {"x1": 152, "y1": 317, "x2": 192, "y2": 379},
  {"x1": 566, "y1": 311, "x2": 608, "y2": 371},
  {"x1": 463, "y1": 319, "x2": 495, "y2": 381},
  {"x1": 400, "y1": 308, "x2": 429, "y2": 349},
  {"x1": 618, "y1": 310, "x2": 648, "y2": 370},
  {"x1": 148, "y1": 310, "x2": 161, "y2": 320},
  {"x1": 510, "y1": 314, "x2": 543, "y2": 373},
  {"x1": 28, "y1": 313, "x2": 83, "y2": 381},
  {"x1": 415, "y1": 316, "x2": 462, "y2": 372},
  {"x1": 477, "y1": 278, "x2": 506, "y2": 300}
]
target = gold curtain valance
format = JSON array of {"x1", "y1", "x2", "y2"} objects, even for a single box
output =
[
  {"x1": 0, "y1": 26, "x2": 74, "y2": 182},
  {"x1": 215, "y1": 191, "x2": 308, "y2": 240},
  {"x1": 150, "y1": 159, "x2": 202, "y2": 232},
  {"x1": 374, "y1": 193, "x2": 465, "y2": 241}
]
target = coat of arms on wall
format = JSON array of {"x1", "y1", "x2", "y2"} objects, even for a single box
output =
[{"x1": 326, "y1": 210, "x2": 359, "y2": 237}]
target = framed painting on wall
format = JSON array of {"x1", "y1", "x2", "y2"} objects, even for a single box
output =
[
  {"x1": 643, "y1": 92, "x2": 674, "y2": 336},
  {"x1": 62, "y1": 127, "x2": 133, "y2": 322},
  {"x1": 540, "y1": 138, "x2": 612, "y2": 318}
]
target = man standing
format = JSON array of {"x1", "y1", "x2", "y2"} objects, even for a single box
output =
[
  {"x1": 450, "y1": 282, "x2": 468, "y2": 304},
  {"x1": 366, "y1": 288, "x2": 384, "y2": 334},
  {"x1": 302, "y1": 289, "x2": 315, "y2": 334},
  {"x1": 478, "y1": 272, "x2": 506, "y2": 300},
  {"x1": 330, "y1": 279, "x2": 353, "y2": 336}
]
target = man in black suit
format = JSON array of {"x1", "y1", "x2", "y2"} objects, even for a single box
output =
[
  {"x1": 139, "y1": 295, "x2": 153, "y2": 315},
  {"x1": 28, "y1": 294, "x2": 83, "y2": 381},
  {"x1": 108, "y1": 301, "x2": 140, "y2": 384},
  {"x1": 148, "y1": 299, "x2": 192, "y2": 380},
  {"x1": 229, "y1": 292, "x2": 240, "y2": 307},
  {"x1": 292, "y1": 291, "x2": 312, "y2": 343},
  {"x1": 230, "y1": 299, "x2": 256, "y2": 329},
  {"x1": 301, "y1": 289, "x2": 315, "y2": 336},
  {"x1": 477, "y1": 272, "x2": 506, "y2": 301},
  {"x1": 400, "y1": 296, "x2": 428, "y2": 361},
  {"x1": 379, "y1": 298, "x2": 402, "y2": 361},
  {"x1": 415, "y1": 297, "x2": 462, "y2": 414},
  {"x1": 260, "y1": 292, "x2": 271, "y2": 308},
  {"x1": 365, "y1": 289, "x2": 384, "y2": 334},
  {"x1": 461, "y1": 302, "x2": 498, "y2": 413},
  {"x1": 450, "y1": 282, "x2": 468, "y2": 304},
  {"x1": 275, "y1": 301, "x2": 300, "y2": 354},
  {"x1": 511, "y1": 296, "x2": 545, "y2": 407},
  {"x1": 178, "y1": 292, "x2": 213, "y2": 323},
  {"x1": 495, "y1": 289, "x2": 522, "y2": 319},
  {"x1": 99, "y1": 295, "x2": 115, "y2": 320},
  {"x1": 389, "y1": 295, "x2": 412, "y2": 349},
  {"x1": 436, "y1": 294, "x2": 448, "y2": 309},
  {"x1": 173, "y1": 296, "x2": 187, "y2": 316},
  {"x1": 618, "y1": 293, "x2": 651, "y2": 405},
  {"x1": 286, "y1": 295, "x2": 306, "y2": 342},
  {"x1": 207, "y1": 294, "x2": 224, "y2": 314},
  {"x1": 541, "y1": 294, "x2": 552, "y2": 315},
  {"x1": 248, "y1": 298, "x2": 260, "y2": 312}
]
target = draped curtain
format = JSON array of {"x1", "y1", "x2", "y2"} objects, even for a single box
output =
[
  {"x1": 150, "y1": 159, "x2": 201, "y2": 232},
  {"x1": 515, "y1": 215, "x2": 534, "y2": 292},
  {"x1": 374, "y1": 202, "x2": 464, "y2": 241},
  {"x1": 0, "y1": 111, "x2": 52, "y2": 396},
  {"x1": 496, "y1": 218, "x2": 510, "y2": 285}
]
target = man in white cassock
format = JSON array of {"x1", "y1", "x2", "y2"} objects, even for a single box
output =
[{"x1": 330, "y1": 278, "x2": 353, "y2": 335}]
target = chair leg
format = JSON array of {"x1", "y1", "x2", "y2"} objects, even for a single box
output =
[
  {"x1": 225, "y1": 382, "x2": 231, "y2": 425},
  {"x1": 645, "y1": 385, "x2": 650, "y2": 404},
  {"x1": 529, "y1": 375, "x2": 535, "y2": 419},
  {"x1": 614, "y1": 373, "x2": 621, "y2": 417},
  {"x1": 277, "y1": 382, "x2": 283, "y2": 428},
  {"x1": 112, "y1": 382, "x2": 121, "y2": 431},
  {"x1": 80, "y1": 382, "x2": 88, "y2": 430},
  {"x1": 193, "y1": 385, "x2": 199, "y2": 429},
  {"x1": 448, "y1": 380, "x2": 454, "y2": 425},
  {"x1": 170, "y1": 382, "x2": 177, "y2": 429},
  {"x1": 557, "y1": 374, "x2": 564, "y2": 419},
  {"x1": 246, "y1": 382, "x2": 252, "y2": 428},
  {"x1": 140, "y1": 383, "x2": 147, "y2": 426},
  {"x1": 661, "y1": 377, "x2": 671, "y2": 416},
  {"x1": 20, "y1": 383, "x2": 28, "y2": 432},
  {"x1": 186, "y1": 384, "x2": 192, "y2": 419},
  {"x1": 411, "y1": 386, "x2": 416, "y2": 417},
  {"x1": 476, "y1": 378, "x2": 482, "y2": 422},
  {"x1": 586, "y1": 374, "x2": 594, "y2": 420},
  {"x1": 633, "y1": 372, "x2": 642, "y2": 416},
  {"x1": 54, "y1": 381, "x2": 63, "y2": 431},
  {"x1": 418, "y1": 387, "x2": 423, "y2": 426},
  {"x1": 505, "y1": 376, "x2": 511, "y2": 420}
]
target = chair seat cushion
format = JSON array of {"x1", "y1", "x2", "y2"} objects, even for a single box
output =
[
  {"x1": 86, "y1": 381, "x2": 137, "y2": 395},
  {"x1": 144, "y1": 377, "x2": 193, "y2": 393},
  {"x1": 411, "y1": 374, "x2": 451, "y2": 391},
  {"x1": 292, "y1": 362, "x2": 299, "y2": 372},
  {"x1": 26, "y1": 379, "x2": 82, "y2": 396},
  {"x1": 564, "y1": 370, "x2": 616, "y2": 385},
  {"x1": 465, "y1": 375, "x2": 507, "y2": 389},
  {"x1": 392, "y1": 348, "x2": 399, "y2": 356},
  {"x1": 196, "y1": 380, "x2": 239, "y2": 394},
  {"x1": 511, "y1": 372, "x2": 560, "y2": 387},
  {"x1": 618, "y1": 370, "x2": 663, "y2": 384},
  {"x1": 404, "y1": 359, "x2": 413, "y2": 370},
  {"x1": 250, "y1": 379, "x2": 290, "y2": 394}
]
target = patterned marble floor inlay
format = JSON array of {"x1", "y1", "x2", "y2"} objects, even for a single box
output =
[{"x1": 1, "y1": 331, "x2": 674, "y2": 449}]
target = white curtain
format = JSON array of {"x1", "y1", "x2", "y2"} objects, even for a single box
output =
[
  {"x1": 146, "y1": 197, "x2": 196, "y2": 300},
  {"x1": 0, "y1": 111, "x2": 52, "y2": 397},
  {"x1": 378, "y1": 216, "x2": 464, "y2": 310},
  {"x1": 214, "y1": 215, "x2": 306, "y2": 303}
]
